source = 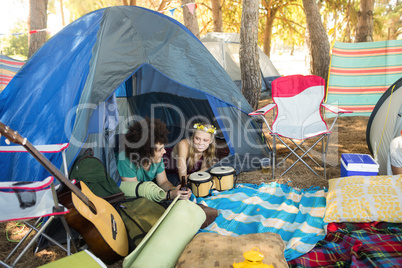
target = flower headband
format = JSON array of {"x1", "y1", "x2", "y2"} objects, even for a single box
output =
[{"x1": 193, "y1": 123, "x2": 216, "y2": 134}]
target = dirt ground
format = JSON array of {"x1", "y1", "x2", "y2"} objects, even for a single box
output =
[{"x1": 0, "y1": 110, "x2": 370, "y2": 267}]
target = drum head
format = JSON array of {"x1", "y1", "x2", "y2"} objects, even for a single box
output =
[
  {"x1": 210, "y1": 166, "x2": 235, "y2": 175},
  {"x1": 189, "y1": 172, "x2": 211, "y2": 183}
]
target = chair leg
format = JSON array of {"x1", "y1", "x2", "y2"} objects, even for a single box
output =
[
  {"x1": 290, "y1": 139, "x2": 321, "y2": 167},
  {"x1": 278, "y1": 136, "x2": 327, "y2": 178},
  {"x1": 59, "y1": 216, "x2": 78, "y2": 255},
  {"x1": 272, "y1": 135, "x2": 276, "y2": 179},
  {"x1": 279, "y1": 141, "x2": 320, "y2": 178},
  {"x1": 10, "y1": 216, "x2": 56, "y2": 267},
  {"x1": 322, "y1": 134, "x2": 331, "y2": 180},
  {"x1": 4, "y1": 218, "x2": 43, "y2": 263},
  {"x1": 0, "y1": 260, "x2": 11, "y2": 268}
]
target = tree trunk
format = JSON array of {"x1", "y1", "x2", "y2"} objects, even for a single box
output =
[
  {"x1": 302, "y1": 0, "x2": 330, "y2": 83},
  {"x1": 158, "y1": 0, "x2": 169, "y2": 12},
  {"x1": 59, "y1": 0, "x2": 65, "y2": 26},
  {"x1": 28, "y1": 0, "x2": 48, "y2": 58},
  {"x1": 355, "y1": 0, "x2": 374, "y2": 42},
  {"x1": 181, "y1": 0, "x2": 200, "y2": 39},
  {"x1": 240, "y1": 0, "x2": 261, "y2": 110},
  {"x1": 262, "y1": 8, "x2": 277, "y2": 57},
  {"x1": 343, "y1": 0, "x2": 352, "y2": 42},
  {"x1": 387, "y1": 17, "x2": 399, "y2": 40},
  {"x1": 211, "y1": 0, "x2": 223, "y2": 32}
]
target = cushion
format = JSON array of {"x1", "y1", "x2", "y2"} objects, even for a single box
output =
[
  {"x1": 175, "y1": 232, "x2": 288, "y2": 268},
  {"x1": 123, "y1": 197, "x2": 206, "y2": 268},
  {"x1": 324, "y1": 175, "x2": 402, "y2": 223}
]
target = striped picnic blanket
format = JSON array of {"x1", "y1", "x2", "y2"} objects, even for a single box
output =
[
  {"x1": 196, "y1": 182, "x2": 328, "y2": 261},
  {"x1": 326, "y1": 40, "x2": 402, "y2": 116},
  {"x1": 288, "y1": 222, "x2": 402, "y2": 267}
]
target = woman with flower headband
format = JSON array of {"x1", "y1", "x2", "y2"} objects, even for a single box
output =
[{"x1": 165, "y1": 122, "x2": 217, "y2": 185}]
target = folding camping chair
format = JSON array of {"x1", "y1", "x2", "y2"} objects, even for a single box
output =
[
  {"x1": 249, "y1": 75, "x2": 352, "y2": 179},
  {"x1": 0, "y1": 176, "x2": 76, "y2": 268},
  {"x1": 0, "y1": 143, "x2": 76, "y2": 268}
]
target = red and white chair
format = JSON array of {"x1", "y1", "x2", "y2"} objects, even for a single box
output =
[
  {"x1": 0, "y1": 143, "x2": 75, "y2": 268},
  {"x1": 249, "y1": 75, "x2": 352, "y2": 179}
]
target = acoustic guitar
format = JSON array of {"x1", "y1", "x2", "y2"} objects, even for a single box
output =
[{"x1": 0, "y1": 121, "x2": 128, "y2": 264}]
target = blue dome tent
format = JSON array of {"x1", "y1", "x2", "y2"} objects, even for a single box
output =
[{"x1": 0, "y1": 6, "x2": 269, "y2": 182}]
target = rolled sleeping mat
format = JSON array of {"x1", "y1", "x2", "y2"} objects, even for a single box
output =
[
  {"x1": 123, "y1": 196, "x2": 206, "y2": 268},
  {"x1": 120, "y1": 181, "x2": 166, "y2": 202}
]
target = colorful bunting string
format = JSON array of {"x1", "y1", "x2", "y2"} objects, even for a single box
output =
[
  {"x1": 159, "y1": 2, "x2": 197, "y2": 17},
  {"x1": 2, "y1": 2, "x2": 198, "y2": 36},
  {"x1": 28, "y1": 29, "x2": 48, "y2": 34},
  {"x1": 0, "y1": 28, "x2": 49, "y2": 36}
]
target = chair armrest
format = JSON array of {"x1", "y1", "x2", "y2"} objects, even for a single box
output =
[
  {"x1": 0, "y1": 176, "x2": 54, "y2": 190},
  {"x1": 0, "y1": 143, "x2": 69, "y2": 153},
  {"x1": 0, "y1": 143, "x2": 70, "y2": 178},
  {"x1": 321, "y1": 103, "x2": 353, "y2": 114},
  {"x1": 248, "y1": 103, "x2": 277, "y2": 116}
]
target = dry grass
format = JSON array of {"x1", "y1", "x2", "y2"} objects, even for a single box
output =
[
  {"x1": 0, "y1": 103, "x2": 370, "y2": 267},
  {"x1": 237, "y1": 115, "x2": 370, "y2": 190}
]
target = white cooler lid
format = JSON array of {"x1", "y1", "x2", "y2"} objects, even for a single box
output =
[{"x1": 341, "y1": 153, "x2": 379, "y2": 172}]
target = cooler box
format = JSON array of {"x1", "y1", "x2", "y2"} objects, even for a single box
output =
[{"x1": 340, "y1": 153, "x2": 379, "y2": 177}]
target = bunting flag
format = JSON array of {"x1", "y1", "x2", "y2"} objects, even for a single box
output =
[
  {"x1": 159, "y1": 2, "x2": 197, "y2": 16},
  {"x1": 169, "y1": 8, "x2": 177, "y2": 17},
  {"x1": 186, "y1": 3, "x2": 196, "y2": 15},
  {"x1": 0, "y1": 54, "x2": 25, "y2": 93},
  {"x1": 326, "y1": 40, "x2": 402, "y2": 116},
  {"x1": 28, "y1": 29, "x2": 48, "y2": 34},
  {"x1": 2, "y1": 3, "x2": 198, "y2": 36}
]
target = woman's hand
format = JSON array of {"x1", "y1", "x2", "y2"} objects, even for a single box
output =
[{"x1": 172, "y1": 186, "x2": 192, "y2": 200}]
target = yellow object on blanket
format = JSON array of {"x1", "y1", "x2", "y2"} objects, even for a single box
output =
[
  {"x1": 324, "y1": 175, "x2": 402, "y2": 223},
  {"x1": 176, "y1": 232, "x2": 288, "y2": 268},
  {"x1": 120, "y1": 181, "x2": 166, "y2": 202}
]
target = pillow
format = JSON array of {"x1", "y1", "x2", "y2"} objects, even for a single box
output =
[
  {"x1": 175, "y1": 232, "x2": 288, "y2": 268},
  {"x1": 324, "y1": 175, "x2": 402, "y2": 223}
]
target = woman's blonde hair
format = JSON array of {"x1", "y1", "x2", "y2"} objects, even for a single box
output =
[{"x1": 187, "y1": 124, "x2": 216, "y2": 170}]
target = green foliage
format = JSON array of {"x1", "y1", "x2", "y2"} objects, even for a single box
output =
[
  {"x1": 43, "y1": 0, "x2": 402, "y2": 56},
  {"x1": 0, "y1": 21, "x2": 28, "y2": 60},
  {"x1": 374, "y1": 0, "x2": 402, "y2": 40},
  {"x1": 270, "y1": 0, "x2": 305, "y2": 47},
  {"x1": 222, "y1": 0, "x2": 242, "y2": 33}
]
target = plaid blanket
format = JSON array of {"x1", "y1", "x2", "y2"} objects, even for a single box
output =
[
  {"x1": 288, "y1": 222, "x2": 402, "y2": 267},
  {"x1": 196, "y1": 182, "x2": 328, "y2": 261}
]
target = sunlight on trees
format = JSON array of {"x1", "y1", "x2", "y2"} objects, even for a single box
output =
[
  {"x1": 0, "y1": 21, "x2": 28, "y2": 60},
  {"x1": 2, "y1": 0, "x2": 402, "y2": 78}
]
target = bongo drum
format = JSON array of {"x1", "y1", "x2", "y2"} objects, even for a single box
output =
[
  {"x1": 188, "y1": 172, "x2": 214, "y2": 197},
  {"x1": 210, "y1": 166, "x2": 236, "y2": 191}
]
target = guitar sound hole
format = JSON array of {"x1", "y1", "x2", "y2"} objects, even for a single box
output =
[{"x1": 89, "y1": 200, "x2": 97, "y2": 214}]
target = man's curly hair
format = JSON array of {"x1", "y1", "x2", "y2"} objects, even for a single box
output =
[{"x1": 125, "y1": 117, "x2": 169, "y2": 167}]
